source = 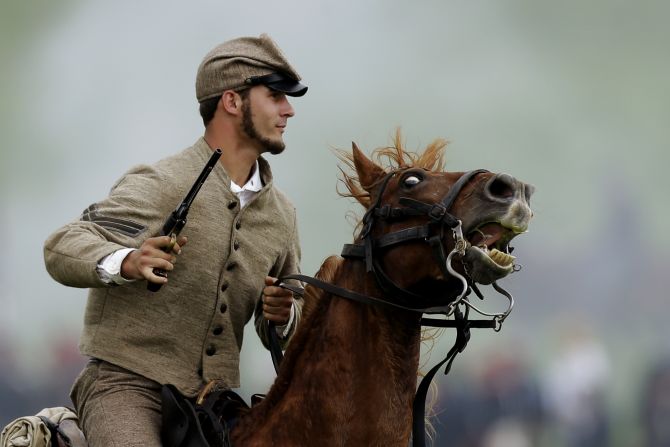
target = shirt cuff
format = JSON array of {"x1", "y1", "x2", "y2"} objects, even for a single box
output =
[
  {"x1": 275, "y1": 301, "x2": 296, "y2": 339},
  {"x1": 96, "y1": 248, "x2": 137, "y2": 285}
]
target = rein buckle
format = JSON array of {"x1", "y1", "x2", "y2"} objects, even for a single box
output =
[{"x1": 427, "y1": 204, "x2": 447, "y2": 221}]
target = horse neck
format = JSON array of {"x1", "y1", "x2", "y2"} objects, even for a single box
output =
[
  {"x1": 231, "y1": 258, "x2": 424, "y2": 446},
  {"x1": 316, "y1": 259, "x2": 425, "y2": 391}
]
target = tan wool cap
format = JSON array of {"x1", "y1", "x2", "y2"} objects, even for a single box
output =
[{"x1": 196, "y1": 33, "x2": 307, "y2": 102}]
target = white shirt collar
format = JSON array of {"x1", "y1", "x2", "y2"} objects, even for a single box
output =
[{"x1": 230, "y1": 160, "x2": 263, "y2": 194}]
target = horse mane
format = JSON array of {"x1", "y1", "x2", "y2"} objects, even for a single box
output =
[
  {"x1": 334, "y1": 129, "x2": 448, "y2": 427},
  {"x1": 335, "y1": 128, "x2": 448, "y2": 209},
  {"x1": 301, "y1": 255, "x2": 343, "y2": 319}
]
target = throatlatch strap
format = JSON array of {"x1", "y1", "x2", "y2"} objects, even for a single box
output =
[{"x1": 412, "y1": 309, "x2": 471, "y2": 447}]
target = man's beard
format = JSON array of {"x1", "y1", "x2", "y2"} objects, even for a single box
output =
[{"x1": 241, "y1": 100, "x2": 285, "y2": 155}]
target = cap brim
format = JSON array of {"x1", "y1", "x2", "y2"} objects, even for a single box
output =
[
  {"x1": 245, "y1": 72, "x2": 308, "y2": 97},
  {"x1": 266, "y1": 79, "x2": 308, "y2": 97}
]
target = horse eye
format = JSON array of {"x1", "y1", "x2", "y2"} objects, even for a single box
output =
[{"x1": 403, "y1": 175, "x2": 422, "y2": 187}]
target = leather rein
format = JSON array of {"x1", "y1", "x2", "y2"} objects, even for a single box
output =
[{"x1": 268, "y1": 168, "x2": 517, "y2": 447}]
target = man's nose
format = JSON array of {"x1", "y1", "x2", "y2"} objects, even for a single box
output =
[{"x1": 281, "y1": 97, "x2": 295, "y2": 117}]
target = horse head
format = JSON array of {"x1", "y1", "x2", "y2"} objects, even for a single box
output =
[{"x1": 342, "y1": 136, "x2": 534, "y2": 311}]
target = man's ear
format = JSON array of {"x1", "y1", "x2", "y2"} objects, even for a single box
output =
[{"x1": 221, "y1": 90, "x2": 242, "y2": 115}]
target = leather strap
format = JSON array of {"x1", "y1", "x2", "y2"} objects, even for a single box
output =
[
  {"x1": 267, "y1": 320, "x2": 284, "y2": 373},
  {"x1": 412, "y1": 308, "x2": 471, "y2": 447},
  {"x1": 281, "y1": 273, "x2": 457, "y2": 314},
  {"x1": 161, "y1": 384, "x2": 210, "y2": 447},
  {"x1": 440, "y1": 169, "x2": 489, "y2": 209},
  {"x1": 397, "y1": 198, "x2": 459, "y2": 227},
  {"x1": 375, "y1": 226, "x2": 431, "y2": 249}
]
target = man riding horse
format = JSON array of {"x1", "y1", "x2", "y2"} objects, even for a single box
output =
[
  {"x1": 21, "y1": 33, "x2": 534, "y2": 447},
  {"x1": 42, "y1": 34, "x2": 307, "y2": 446}
]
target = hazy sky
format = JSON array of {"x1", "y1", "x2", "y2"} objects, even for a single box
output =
[{"x1": 1, "y1": 1, "x2": 668, "y2": 401}]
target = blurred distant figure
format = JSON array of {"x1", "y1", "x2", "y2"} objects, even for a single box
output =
[
  {"x1": 542, "y1": 321, "x2": 611, "y2": 447},
  {"x1": 477, "y1": 349, "x2": 544, "y2": 447},
  {"x1": 640, "y1": 357, "x2": 670, "y2": 447},
  {"x1": 0, "y1": 337, "x2": 27, "y2": 428},
  {"x1": 435, "y1": 346, "x2": 544, "y2": 447}
]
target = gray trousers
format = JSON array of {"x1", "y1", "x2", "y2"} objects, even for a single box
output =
[{"x1": 70, "y1": 359, "x2": 163, "y2": 447}]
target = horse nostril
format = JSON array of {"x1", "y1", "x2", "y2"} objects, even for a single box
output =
[{"x1": 487, "y1": 174, "x2": 516, "y2": 199}]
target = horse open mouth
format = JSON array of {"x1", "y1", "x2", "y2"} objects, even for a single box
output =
[{"x1": 463, "y1": 222, "x2": 519, "y2": 283}]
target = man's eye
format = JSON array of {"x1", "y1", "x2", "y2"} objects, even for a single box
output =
[{"x1": 403, "y1": 175, "x2": 422, "y2": 187}]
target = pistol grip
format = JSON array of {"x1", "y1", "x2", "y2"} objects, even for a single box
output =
[
  {"x1": 147, "y1": 233, "x2": 177, "y2": 292},
  {"x1": 147, "y1": 270, "x2": 167, "y2": 292}
]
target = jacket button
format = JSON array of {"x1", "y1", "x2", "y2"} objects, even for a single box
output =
[
  {"x1": 235, "y1": 221, "x2": 241, "y2": 230},
  {"x1": 221, "y1": 283, "x2": 229, "y2": 292},
  {"x1": 197, "y1": 368, "x2": 203, "y2": 376},
  {"x1": 205, "y1": 346, "x2": 216, "y2": 356},
  {"x1": 226, "y1": 262, "x2": 237, "y2": 271},
  {"x1": 220, "y1": 303, "x2": 228, "y2": 313},
  {"x1": 233, "y1": 241, "x2": 240, "y2": 251},
  {"x1": 228, "y1": 201, "x2": 237, "y2": 210},
  {"x1": 213, "y1": 326, "x2": 223, "y2": 335}
]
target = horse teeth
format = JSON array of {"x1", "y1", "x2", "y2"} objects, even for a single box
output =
[{"x1": 489, "y1": 248, "x2": 516, "y2": 266}]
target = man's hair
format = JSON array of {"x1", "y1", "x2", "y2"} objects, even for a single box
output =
[
  {"x1": 199, "y1": 96, "x2": 219, "y2": 127},
  {"x1": 199, "y1": 89, "x2": 250, "y2": 127}
]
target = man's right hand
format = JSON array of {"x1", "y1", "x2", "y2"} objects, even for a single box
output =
[{"x1": 121, "y1": 235, "x2": 188, "y2": 284}]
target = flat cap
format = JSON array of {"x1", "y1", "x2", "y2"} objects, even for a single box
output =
[{"x1": 196, "y1": 33, "x2": 307, "y2": 102}]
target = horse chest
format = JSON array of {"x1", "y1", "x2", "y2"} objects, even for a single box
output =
[
  {"x1": 290, "y1": 309, "x2": 420, "y2": 441},
  {"x1": 244, "y1": 317, "x2": 417, "y2": 445}
]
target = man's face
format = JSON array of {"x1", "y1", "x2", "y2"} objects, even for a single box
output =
[{"x1": 241, "y1": 85, "x2": 295, "y2": 155}]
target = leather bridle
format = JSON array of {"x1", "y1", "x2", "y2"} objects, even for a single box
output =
[
  {"x1": 269, "y1": 168, "x2": 518, "y2": 447},
  {"x1": 339, "y1": 168, "x2": 488, "y2": 314}
]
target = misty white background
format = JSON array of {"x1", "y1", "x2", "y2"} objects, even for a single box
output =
[{"x1": 1, "y1": 1, "x2": 668, "y2": 444}]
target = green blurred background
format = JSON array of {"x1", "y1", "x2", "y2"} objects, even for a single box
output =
[{"x1": 1, "y1": 1, "x2": 668, "y2": 446}]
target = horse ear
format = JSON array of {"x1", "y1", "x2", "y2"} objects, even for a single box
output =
[{"x1": 352, "y1": 142, "x2": 384, "y2": 191}]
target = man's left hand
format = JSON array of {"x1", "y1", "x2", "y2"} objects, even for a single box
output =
[{"x1": 262, "y1": 276, "x2": 294, "y2": 324}]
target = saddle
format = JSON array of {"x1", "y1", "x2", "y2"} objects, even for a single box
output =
[{"x1": 161, "y1": 380, "x2": 251, "y2": 447}]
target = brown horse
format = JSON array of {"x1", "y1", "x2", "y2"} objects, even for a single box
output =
[{"x1": 230, "y1": 133, "x2": 534, "y2": 446}]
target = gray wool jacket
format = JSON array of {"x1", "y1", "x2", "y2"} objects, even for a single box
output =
[{"x1": 44, "y1": 137, "x2": 302, "y2": 395}]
